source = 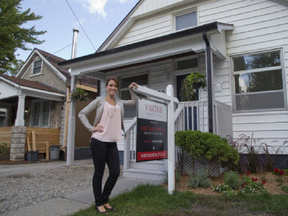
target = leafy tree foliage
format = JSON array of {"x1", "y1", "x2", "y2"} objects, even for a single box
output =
[{"x1": 0, "y1": 0, "x2": 46, "y2": 75}]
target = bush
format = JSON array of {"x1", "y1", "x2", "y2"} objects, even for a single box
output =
[
  {"x1": 224, "y1": 171, "x2": 241, "y2": 189},
  {"x1": 175, "y1": 130, "x2": 240, "y2": 165},
  {"x1": 188, "y1": 171, "x2": 211, "y2": 189},
  {"x1": 0, "y1": 143, "x2": 10, "y2": 154},
  {"x1": 213, "y1": 183, "x2": 234, "y2": 195}
]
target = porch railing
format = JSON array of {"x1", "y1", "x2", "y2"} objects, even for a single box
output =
[{"x1": 123, "y1": 100, "x2": 232, "y2": 168}]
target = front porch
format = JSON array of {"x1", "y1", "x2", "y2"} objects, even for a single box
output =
[{"x1": 123, "y1": 100, "x2": 232, "y2": 180}]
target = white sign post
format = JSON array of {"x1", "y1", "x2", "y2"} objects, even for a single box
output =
[{"x1": 134, "y1": 85, "x2": 178, "y2": 194}]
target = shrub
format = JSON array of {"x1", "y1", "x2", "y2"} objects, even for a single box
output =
[
  {"x1": 175, "y1": 130, "x2": 240, "y2": 166},
  {"x1": 0, "y1": 143, "x2": 10, "y2": 154},
  {"x1": 213, "y1": 183, "x2": 234, "y2": 195},
  {"x1": 188, "y1": 171, "x2": 211, "y2": 189},
  {"x1": 224, "y1": 171, "x2": 241, "y2": 189}
]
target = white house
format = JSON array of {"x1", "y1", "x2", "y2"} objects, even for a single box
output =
[{"x1": 59, "y1": 0, "x2": 288, "y2": 179}]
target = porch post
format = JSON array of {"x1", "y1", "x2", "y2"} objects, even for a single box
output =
[
  {"x1": 14, "y1": 95, "x2": 26, "y2": 126},
  {"x1": 66, "y1": 75, "x2": 76, "y2": 165}
]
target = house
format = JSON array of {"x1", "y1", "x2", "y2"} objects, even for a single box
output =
[
  {"x1": 0, "y1": 48, "x2": 98, "y2": 161},
  {"x1": 59, "y1": 0, "x2": 288, "y2": 179}
]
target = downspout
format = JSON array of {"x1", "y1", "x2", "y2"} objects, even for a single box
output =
[{"x1": 202, "y1": 31, "x2": 213, "y2": 133}]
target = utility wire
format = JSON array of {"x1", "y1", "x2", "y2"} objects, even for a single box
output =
[
  {"x1": 65, "y1": 0, "x2": 96, "y2": 51},
  {"x1": 53, "y1": 44, "x2": 72, "y2": 55}
]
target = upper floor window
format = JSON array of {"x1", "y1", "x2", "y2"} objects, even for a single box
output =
[
  {"x1": 31, "y1": 100, "x2": 50, "y2": 127},
  {"x1": 33, "y1": 59, "x2": 42, "y2": 74},
  {"x1": 232, "y1": 50, "x2": 286, "y2": 112},
  {"x1": 175, "y1": 11, "x2": 197, "y2": 31},
  {"x1": 120, "y1": 73, "x2": 148, "y2": 118}
]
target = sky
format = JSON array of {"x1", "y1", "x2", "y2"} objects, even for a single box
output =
[{"x1": 16, "y1": 0, "x2": 139, "y2": 62}]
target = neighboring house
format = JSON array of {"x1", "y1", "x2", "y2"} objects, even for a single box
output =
[
  {"x1": 0, "y1": 48, "x2": 98, "y2": 161},
  {"x1": 59, "y1": 0, "x2": 288, "y2": 179}
]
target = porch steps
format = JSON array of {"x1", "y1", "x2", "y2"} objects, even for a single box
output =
[
  {"x1": 123, "y1": 168, "x2": 165, "y2": 181},
  {"x1": 123, "y1": 160, "x2": 166, "y2": 181}
]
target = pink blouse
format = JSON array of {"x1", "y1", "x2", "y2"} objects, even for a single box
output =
[{"x1": 92, "y1": 101, "x2": 122, "y2": 142}]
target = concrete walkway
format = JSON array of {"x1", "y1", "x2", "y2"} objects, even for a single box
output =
[{"x1": 0, "y1": 160, "x2": 162, "y2": 216}]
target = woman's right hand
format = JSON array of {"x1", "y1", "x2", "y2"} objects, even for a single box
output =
[{"x1": 92, "y1": 124, "x2": 104, "y2": 133}]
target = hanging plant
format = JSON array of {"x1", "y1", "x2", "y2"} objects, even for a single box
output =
[
  {"x1": 182, "y1": 72, "x2": 206, "y2": 101},
  {"x1": 70, "y1": 88, "x2": 89, "y2": 102}
]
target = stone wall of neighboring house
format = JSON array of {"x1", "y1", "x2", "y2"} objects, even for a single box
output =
[
  {"x1": 50, "y1": 101, "x2": 63, "y2": 130},
  {"x1": 22, "y1": 60, "x2": 66, "y2": 93},
  {"x1": 59, "y1": 101, "x2": 66, "y2": 147}
]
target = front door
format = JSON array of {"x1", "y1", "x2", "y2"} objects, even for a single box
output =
[{"x1": 176, "y1": 74, "x2": 198, "y2": 130}]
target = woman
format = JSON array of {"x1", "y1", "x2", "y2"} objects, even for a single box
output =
[{"x1": 78, "y1": 78, "x2": 138, "y2": 214}]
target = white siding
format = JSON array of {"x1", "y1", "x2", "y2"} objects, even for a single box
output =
[
  {"x1": 198, "y1": 0, "x2": 288, "y2": 146},
  {"x1": 107, "y1": 0, "x2": 288, "y2": 148}
]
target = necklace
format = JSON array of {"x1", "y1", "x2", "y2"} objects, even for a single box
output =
[{"x1": 107, "y1": 102, "x2": 117, "y2": 118}]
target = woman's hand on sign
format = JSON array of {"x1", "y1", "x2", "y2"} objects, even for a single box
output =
[{"x1": 129, "y1": 82, "x2": 138, "y2": 89}]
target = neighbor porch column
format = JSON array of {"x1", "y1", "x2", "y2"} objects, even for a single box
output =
[
  {"x1": 66, "y1": 75, "x2": 76, "y2": 165},
  {"x1": 14, "y1": 94, "x2": 26, "y2": 126}
]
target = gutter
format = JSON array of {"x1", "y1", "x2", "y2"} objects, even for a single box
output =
[{"x1": 202, "y1": 31, "x2": 213, "y2": 133}]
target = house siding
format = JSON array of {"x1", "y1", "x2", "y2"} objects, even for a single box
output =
[
  {"x1": 111, "y1": 0, "x2": 288, "y2": 148},
  {"x1": 21, "y1": 56, "x2": 66, "y2": 93},
  {"x1": 198, "y1": 0, "x2": 288, "y2": 149}
]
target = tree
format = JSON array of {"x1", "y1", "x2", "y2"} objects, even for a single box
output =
[{"x1": 0, "y1": 0, "x2": 46, "y2": 75}]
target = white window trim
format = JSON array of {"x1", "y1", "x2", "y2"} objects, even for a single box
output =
[
  {"x1": 30, "y1": 100, "x2": 51, "y2": 127},
  {"x1": 31, "y1": 58, "x2": 43, "y2": 76},
  {"x1": 171, "y1": 7, "x2": 198, "y2": 32},
  {"x1": 231, "y1": 49, "x2": 287, "y2": 113}
]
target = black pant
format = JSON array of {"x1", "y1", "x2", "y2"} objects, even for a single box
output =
[{"x1": 90, "y1": 138, "x2": 120, "y2": 206}]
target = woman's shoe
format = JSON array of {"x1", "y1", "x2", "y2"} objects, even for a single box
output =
[
  {"x1": 95, "y1": 205, "x2": 108, "y2": 214},
  {"x1": 104, "y1": 204, "x2": 115, "y2": 211}
]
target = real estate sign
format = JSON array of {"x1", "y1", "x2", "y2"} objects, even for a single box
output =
[{"x1": 136, "y1": 98, "x2": 167, "y2": 162}]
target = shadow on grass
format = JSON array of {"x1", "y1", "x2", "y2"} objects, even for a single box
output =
[{"x1": 69, "y1": 184, "x2": 288, "y2": 216}]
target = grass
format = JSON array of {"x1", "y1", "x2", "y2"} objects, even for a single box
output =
[{"x1": 69, "y1": 184, "x2": 288, "y2": 216}]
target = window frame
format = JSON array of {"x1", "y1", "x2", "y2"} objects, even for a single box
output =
[
  {"x1": 231, "y1": 49, "x2": 287, "y2": 113},
  {"x1": 119, "y1": 73, "x2": 149, "y2": 119},
  {"x1": 172, "y1": 7, "x2": 198, "y2": 32},
  {"x1": 32, "y1": 59, "x2": 43, "y2": 75},
  {"x1": 30, "y1": 100, "x2": 51, "y2": 127}
]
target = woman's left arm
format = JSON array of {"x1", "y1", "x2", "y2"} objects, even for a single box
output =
[{"x1": 123, "y1": 82, "x2": 138, "y2": 106}]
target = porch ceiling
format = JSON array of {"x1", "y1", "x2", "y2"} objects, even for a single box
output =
[{"x1": 59, "y1": 21, "x2": 234, "y2": 79}]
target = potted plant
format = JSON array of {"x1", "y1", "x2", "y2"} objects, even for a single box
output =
[
  {"x1": 182, "y1": 72, "x2": 206, "y2": 101},
  {"x1": 70, "y1": 88, "x2": 89, "y2": 102}
]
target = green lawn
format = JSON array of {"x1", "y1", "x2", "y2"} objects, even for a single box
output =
[{"x1": 69, "y1": 184, "x2": 288, "y2": 216}]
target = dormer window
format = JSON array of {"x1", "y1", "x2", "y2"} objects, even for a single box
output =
[
  {"x1": 33, "y1": 59, "x2": 42, "y2": 74},
  {"x1": 175, "y1": 11, "x2": 197, "y2": 31}
]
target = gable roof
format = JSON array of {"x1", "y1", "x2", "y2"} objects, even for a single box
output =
[
  {"x1": 15, "y1": 48, "x2": 98, "y2": 89},
  {"x1": 0, "y1": 74, "x2": 65, "y2": 94},
  {"x1": 16, "y1": 48, "x2": 69, "y2": 81},
  {"x1": 97, "y1": 0, "x2": 288, "y2": 52}
]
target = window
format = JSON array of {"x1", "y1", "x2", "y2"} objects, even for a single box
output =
[
  {"x1": 31, "y1": 100, "x2": 50, "y2": 127},
  {"x1": 175, "y1": 11, "x2": 197, "y2": 31},
  {"x1": 232, "y1": 50, "x2": 285, "y2": 111},
  {"x1": 120, "y1": 74, "x2": 148, "y2": 118},
  {"x1": 176, "y1": 58, "x2": 198, "y2": 70},
  {"x1": 33, "y1": 59, "x2": 42, "y2": 74}
]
